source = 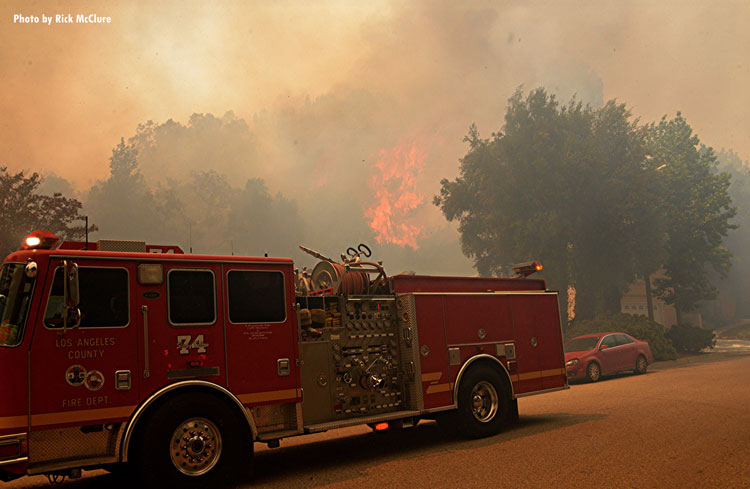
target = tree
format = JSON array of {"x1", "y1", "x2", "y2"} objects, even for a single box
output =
[
  {"x1": 714, "y1": 149, "x2": 750, "y2": 318},
  {"x1": 435, "y1": 88, "x2": 665, "y2": 323},
  {"x1": 648, "y1": 114, "x2": 736, "y2": 321},
  {"x1": 227, "y1": 178, "x2": 305, "y2": 258},
  {"x1": 153, "y1": 170, "x2": 233, "y2": 254},
  {"x1": 0, "y1": 167, "x2": 91, "y2": 257},
  {"x1": 85, "y1": 138, "x2": 162, "y2": 240}
]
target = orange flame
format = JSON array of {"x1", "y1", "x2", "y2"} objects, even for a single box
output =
[{"x1": 365, "y1": 141, "x2": 426, "y2": 249}]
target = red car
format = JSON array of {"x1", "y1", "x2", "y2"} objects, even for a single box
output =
[{"x1": 564, "y1": 332, "x2": 653, "y2": 382}]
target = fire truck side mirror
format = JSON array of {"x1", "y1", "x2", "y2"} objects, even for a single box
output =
[
  {"x1": 58, "y1": 261, "x2": 81, "y2": 336},
  {"x1": 65, "y1": 307, "x2": 81, "y2": 329},
  {"x1": 24, "y1": 261, "x2": 38, "y2": 279},
  {"x1": 65, "y1": 262, "x2": 80, "y2": 308}
]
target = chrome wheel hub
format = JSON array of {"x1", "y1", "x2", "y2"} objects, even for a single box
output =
[
  {"x1": 170, "y1": 418, "x2": 222, "y2": 476},
  {"x1": 470, "y1": 381, "x2": 499, "y2": 423},
  {"x1": 589, "y1": 364, "x2": 600, "y2": 380}
]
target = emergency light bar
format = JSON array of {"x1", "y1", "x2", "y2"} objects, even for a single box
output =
[
  {"x1": 513, "y1": 261, "x2": 543, "y2": 278},
  {"x1": 21, "y1": 230, "x2": 60, "y2": 250}
]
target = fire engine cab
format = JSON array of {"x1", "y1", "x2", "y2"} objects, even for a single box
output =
[{"x1": 0, "y1": 232, "x2": 567, "y2": 488}]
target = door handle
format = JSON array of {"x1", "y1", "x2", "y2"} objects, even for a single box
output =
[
  {"x1": 115, "y1": 370, "x2": 132, "y2": 390},
  {"x1": 142, "y1": 305, "x2": 150, "y2": 378},
  {"x1": 277, "y1": 358, "x2": 290, "y2": 377}
]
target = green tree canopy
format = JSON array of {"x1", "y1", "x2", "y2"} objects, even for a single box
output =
[
  {"x1": 0, "y1": 167, "x2": 90, "y2": 257},
  {"x1": 647, "y1": 115, "x2": 736, "y2": 319},
  {"x1": 714, "y1": 149, "x2": 750, "y2": 317},
  {"x1": 436, "y1": 91, "x2": 736, "y2": 325},
  {"x1": 85, "y1": 138, "x2": 162, "y2": 240},
  {"x1": 85, "y1": 129, "x2": 305, "y2": 258},
  {"x1": 435, "y1": 88, "x2": 666, "y2": 322}
]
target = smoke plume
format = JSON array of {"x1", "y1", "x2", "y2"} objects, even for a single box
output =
[{"x1": 1, "y1": 0, "x2": 748, "y2": 274}]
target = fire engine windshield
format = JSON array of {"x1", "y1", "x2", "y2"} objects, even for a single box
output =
[{"x1": 0, "y1": 263, "x2": 35, "y2": 347}]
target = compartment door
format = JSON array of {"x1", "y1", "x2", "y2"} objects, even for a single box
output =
[{"x1": 510, "y1": 295, "x2": 544, "y2": 394}]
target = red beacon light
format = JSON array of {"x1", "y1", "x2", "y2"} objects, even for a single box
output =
[
  {"x1": 21, "y1": 230, "x2": 61, "y2": 250},
  {"x1": 513, "y1": 261, "x2": 543, "y2": 278}
]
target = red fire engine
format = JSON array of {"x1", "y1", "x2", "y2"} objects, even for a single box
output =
[{"x1": 0, "y1": 231, "x2": 567, "y2": 487}]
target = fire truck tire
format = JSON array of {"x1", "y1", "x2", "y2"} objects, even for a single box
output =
[
  {"x1": 586, "y1": 361, "x2": 601, "y2": 382},
  {"x1": 131, "y1": 393, "x2": 251, "y2": 489},
  {"x1": 449, "y1": 365, "x2": 512, "y2": 439},
  {"x1": 510, "y1": 398, "x2": 519, "y2": 422}
]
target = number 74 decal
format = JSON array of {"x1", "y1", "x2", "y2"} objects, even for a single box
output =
[{"x1": 177, "y1": 334, "x2": 209, "y2": 355}]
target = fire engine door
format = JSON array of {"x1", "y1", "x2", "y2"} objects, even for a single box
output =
[
  {"x1": 223, "y1": 264, "x2": 300, "y2": 410},
  {"x1": 28, "y1": 259, "x2": 140, "y2": 438},
  {"x1": 0, "y1": 261, "x2": 36, "y2": 442}
]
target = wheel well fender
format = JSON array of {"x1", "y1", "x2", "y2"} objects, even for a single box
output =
[
  {"x1": 120, "y1": 381, "x2": 256, "y2": 462},
  {"x1": 453, "y1": 354, "x2": 515, "y2": 405},
  {"x1": 587, "y1": 360, "x2": 601, "y2": 372}
]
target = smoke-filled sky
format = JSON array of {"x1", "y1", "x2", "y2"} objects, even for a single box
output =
[{"x1": 2, "y1": 0, "x2": 749, "y2": 274}]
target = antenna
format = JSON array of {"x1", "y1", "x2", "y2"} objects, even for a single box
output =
[{"x1": 84, "y1": 216, "x2": 89, "y2": 250}]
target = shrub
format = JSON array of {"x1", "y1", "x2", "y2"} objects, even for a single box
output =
[
  {"x1": 566, "y1": 313, "x2": 677, "y2": 361},
  {"x1": 666, "y1": 323, "x2": 716, "y2": 353}
]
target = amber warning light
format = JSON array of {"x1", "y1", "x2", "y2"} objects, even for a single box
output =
[
  {"x1": 21, "y1": 230, "x2": 60, "y2": 250},
  {"x1": 513, "y1": 261, "x2": 543, "y2": 278}
]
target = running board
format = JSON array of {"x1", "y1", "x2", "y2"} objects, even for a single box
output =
[
  {"x1": 304, "y1": 410, "x2": 421, "y2": 434},
  {"x1": 27, "y1": 455, "x2": 117, "y2": 475},
  {"x1": 515, "y1": 385, "x2": 570, "y2": 398}
]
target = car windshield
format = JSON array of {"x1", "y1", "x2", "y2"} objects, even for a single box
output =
[
  {"x1": 0, "y1": 263, "x2": 35, "y2": 347},
  {"x1": 564, "y1": 336, "x2": 600, "y2": 353}
]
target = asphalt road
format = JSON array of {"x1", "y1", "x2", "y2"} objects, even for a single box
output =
[{"x1": 7, "y1": 351, "x2": 750, "y2": 488}]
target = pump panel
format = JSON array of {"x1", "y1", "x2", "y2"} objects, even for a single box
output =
[{"x1": 299, "y1": 297, "x2": 411, "y2": 425}]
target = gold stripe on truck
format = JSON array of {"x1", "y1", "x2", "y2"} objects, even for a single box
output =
[
  {"x1": 237, "y1": 388, "x2": 298, "y2": 404},
  {"x1": 425, "y1": 383, "x2": 451, "y2": 394},
  {"x1": 421, "y1": 372, "x2": 442, "y2": 382},
  {"x1": 0, "y1": 415, "x2": 27, "y2": 430},
  {"x1": 511, "y1": 368, "x2": 566, "y2": 383},
  {"x1": 30, "y1": 405, "x2": 137, "y2": 427}
]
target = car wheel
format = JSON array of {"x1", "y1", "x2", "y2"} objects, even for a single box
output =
[
  {"x1": 634, "y1": 354, "x2": 648, "y2": 374},
  {"x1": 131, "y1": 393, "x2": 251, "y2": 489},
  {"x1": 586, "y1": 361, "x2": 601, "y2": 382},
  {"x1": 440, "y1": 365, "x2": 511, "y2": 439}
]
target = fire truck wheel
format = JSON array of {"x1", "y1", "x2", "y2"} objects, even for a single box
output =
[
  {"x1": 510, "y1": 398, "x2": 519, "y2": 422},
  {"x1": 586, "y1": 361, "x2": 601, "y2": 382},
  {"x1": 132, "y1": 393, "x2": 251, "y2": 489},
  {"x1": 453, "y1": 365, "x2": 511, "y2": 439}
]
